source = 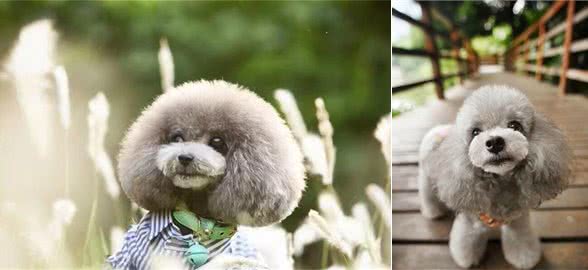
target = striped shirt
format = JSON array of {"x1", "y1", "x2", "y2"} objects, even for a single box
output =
[{"x1": 107, "y1": 211, "x2": 261, "y2": 269}]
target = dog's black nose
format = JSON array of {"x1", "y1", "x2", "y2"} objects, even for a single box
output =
[
  {"x1": 178, "y1": 154, "x2": 194, "y2": 166},
  {"x1": 486, "y1": 137, "x2": 505, "y2": 154}
]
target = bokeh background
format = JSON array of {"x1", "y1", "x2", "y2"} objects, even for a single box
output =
[
  {"x1": 392, "y1": 0, "x2": 588, "y2": 117},
  {"x1": 0, "y1": 1, "x2": 390, "y2": 268}
]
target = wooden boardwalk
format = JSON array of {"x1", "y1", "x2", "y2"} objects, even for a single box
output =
[{"x1": 392, "y1": 72, "x2": 588, "y2": 269}]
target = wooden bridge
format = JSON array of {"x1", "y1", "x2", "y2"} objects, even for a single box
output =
[{"x1": 392, "y1": 1, "x2": 588, "y2": 269}]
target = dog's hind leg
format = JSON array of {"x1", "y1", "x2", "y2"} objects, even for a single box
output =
[
  {"x1": 501, "y1": 211, "x2": 541, "y2": 269},
  {"x1": 418, "y1": 125, "x2": 451, "y2": 219},
  {"x1": 449, "y1": 213, "x2": 491, "y2": 268},
  {"x1": 418, "y1": 167, "x2": 447, "y2": 218}
]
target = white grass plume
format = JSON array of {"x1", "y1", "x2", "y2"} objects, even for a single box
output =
[
  {"x1": 352, "y1": 202, "x2": 381, "y2": 263},
  {"x1": 88, "y1": 92, "x2": 120, "y2": 199},
  {"x1": 48, "y1": 198, "x2": 77, "y2": 242},
  {"x1": 239, "y1": 225, "x2": 293, "y2": 270},
  {"x1": 366, "y1": 184, "x2": 391, "y2": 229},
  {"x1": 318, "y1": 191, "x2": 362, "y2": 247},
  {"x1": 302, "y1": 133, "x2": 329, "y2": 178},
  {"x1": 274, "y1": 89, "x2": 329, "y2": 179},
  {"x1": 274, "y1": 89, "x2": 308, "y2": 142},
  {"x1": 158, "y1": 38, "x2": 175, "y2": 92},
  {"x1": 292, "y1": 218, "x2": 320, "y2": 256},
  {"x1": 53, "y1": 66, "x2": 71, "y2": 130},
  {"x1": 307, "y1": 210, "x2": 352, "y2": 257},
  {"x1": 4, "y1": 19, "x2": 57, "y2": 156},
  {"x1": 110, "y1": 226, "x2": 125, "y2": 254},
  {"x1": 315, "y1": 98, "x2": 336, "y2": 185},
  {"x1": 374, "y1": 114, "x2": 391, "y2": 173}
]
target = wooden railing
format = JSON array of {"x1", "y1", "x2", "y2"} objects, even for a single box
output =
[
  {"x1": 392, "y1": 1, "x2": 479, "y2": 100},
  {"x1": 505, "y1": 0, "x2": 588, "y2": 95}
]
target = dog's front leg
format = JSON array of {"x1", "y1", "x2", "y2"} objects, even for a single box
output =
[
  {"x1": 449, "y1": 213, "x2": 491, "y2": 268},
  {"x1": 501, "y1": 211, "x2": 541, "y2": 269}
]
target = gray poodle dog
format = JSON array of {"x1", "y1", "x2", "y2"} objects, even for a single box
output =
[
  {"x1": 108, "y1": 80, "x2": 305, "y2": 269},
  {"x1": 418, "y1": 85, "x2": 571, "y2": 269}
]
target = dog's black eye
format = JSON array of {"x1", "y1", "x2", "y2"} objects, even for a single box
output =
[
  {"x1": 472, "y1": 128, "x2": 481, "y2": 137},
  {"x1": 171, "y1": 133, "x2": 184, "y2": 143},
  {"x1": 508, "y1": 121, "x2": 523, "y2": 132},
  {"x1": 209, "y1": 137, "x2": 227, "y2": 155}
]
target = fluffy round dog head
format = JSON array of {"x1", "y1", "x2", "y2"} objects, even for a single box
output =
[
  {"x1": 436, "y1": 85, "x2": 571, "y2": 218},
  {"x1": 118, "y1": 80, "x2": 305, "y2": 226},
  {"x1": 456, "y1": 86, "x2": 535, "y2": 175}
]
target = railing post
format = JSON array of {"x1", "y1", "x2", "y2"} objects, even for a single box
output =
[
  {"x1": 559, "y1": 0, "x2": 575, "y2": 96},
  {"x1": 451, "y1": 29, "x2": 464, "y2": 84},
  {"x1": 522, "y1": 38, "x2": 530, "y2": 75},
  {"x1": 510, "y1": 45, "x2": 519, "y2": 73},
  {"x1": 536, "y1": 23, "x2": 546, "y2": 81},
  {"x1": 419, "y1": 1, "x2": 444, "y2": 100}
]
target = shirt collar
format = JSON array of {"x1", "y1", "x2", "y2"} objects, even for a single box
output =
[{"x1": 146, "y1": 210, "x2": 175, "y2": 240}]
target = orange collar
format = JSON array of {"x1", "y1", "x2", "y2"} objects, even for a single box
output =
[{"x1": 479, "y1": 213, "x2": 504, "y2": 228}]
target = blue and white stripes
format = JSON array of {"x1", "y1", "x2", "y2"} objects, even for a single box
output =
[{"x1": 107, "y1": 211, "x2": 257, "y2": 269}]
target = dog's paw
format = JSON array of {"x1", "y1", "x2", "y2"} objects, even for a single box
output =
[
  {"x1": 502, "y1": 226, "x2": 542, "y2": 269},
  {"x1": 420, "y1": 204, "x2": 446, "y2": 219},
  {"x1": 449, "y1": 214, "x2": 489, "y2": 268},
  {"x1": 449, "y1": 237, "x2": 485, "y2": 268},
  {"x1": 502, "y1": 242, "x2": 541, "y2": 269}
]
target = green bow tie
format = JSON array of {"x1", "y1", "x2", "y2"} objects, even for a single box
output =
[
  {"x1": 172, "y1": 209, "x2": 237, "y2": 267},
  {"x1": 172, "y1": 209, "x2": 237, "y2": 242}
]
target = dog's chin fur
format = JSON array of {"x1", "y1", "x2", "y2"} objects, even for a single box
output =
[
  {"x1": 172, "y1": 175, "x2": 216, "y2": 189},
  {"x1": 420, "y1": 85, "x2": 571, "y2": 222}
]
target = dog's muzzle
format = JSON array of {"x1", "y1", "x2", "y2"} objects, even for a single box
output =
[
  {"x1": 469, "y1": 127, "x2": 528, "y2": 175},
  {"x1": 157, "y1": 142, "x2": 226, "y2": 189}
]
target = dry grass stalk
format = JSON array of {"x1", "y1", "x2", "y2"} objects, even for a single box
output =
[
  {"x1": 307, "y1": 210, "x2": 352, "y2": 258},
  {"x1": 88, "y1": 92, "x2": 120, "y2": 199},
  {"x1": 110, "y1": 226, "x2": 125, "y2": 255},
  {"x1": 4, "y1": 19, "x2": 58, "y2": 156},
  {"x1": 352, "y1": 202, "x2": 381, "y2": 263},
  {"x1": 273, "y1": 89, "x2": 308, "y2": 142},
  {"x1": 366, "y1": 184, "x2": 391, "y2": 229},
  {"x1": 374, "y1": 114, "x2": 391, "y2": 173},
  {"x1": 53, "y1": 66, "x2": 71, "y2": 130},
  {"x1": 48, "y1": 198, "x2": 77, "y2": 245},
  {"x1": 292, "y1": 218, "x2": 320, "y2": 256},
  {"x1": 314, "y1": 98, "x2": 336, "y2": 185},
  {"x1": 54, "y1": 65, "x2": 72, "y2": 195},
  {"x1": 318, "y1": 191, "x2": 362, "y2": 247},
  {"x1": 158, "y1": 38, "x2": 175, "y2": 92}
]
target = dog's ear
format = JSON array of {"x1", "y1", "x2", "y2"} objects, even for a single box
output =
[
  {"x1": 207, "y1": 116, "x2": 306, "y2": 227},
  {"x1": 518, "y1": 113, "x2": 571, "y2": 207},
  {"x1": 118, "y1": 110, "x2": 179, "y2": 212}
]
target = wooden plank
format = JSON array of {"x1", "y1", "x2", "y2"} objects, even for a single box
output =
[
  {"x1": 567, "y1": 68, "x2": 588, "y2": 83},
  {"x1": 393, "y1": 243, "x2": 588, "y2": 269},
  {"x1": 393, "y1": 210, "x2": 588, "y2": 241},
  {"x1": 393, "y1": 187, "x2": 588, "y2": 212}
]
